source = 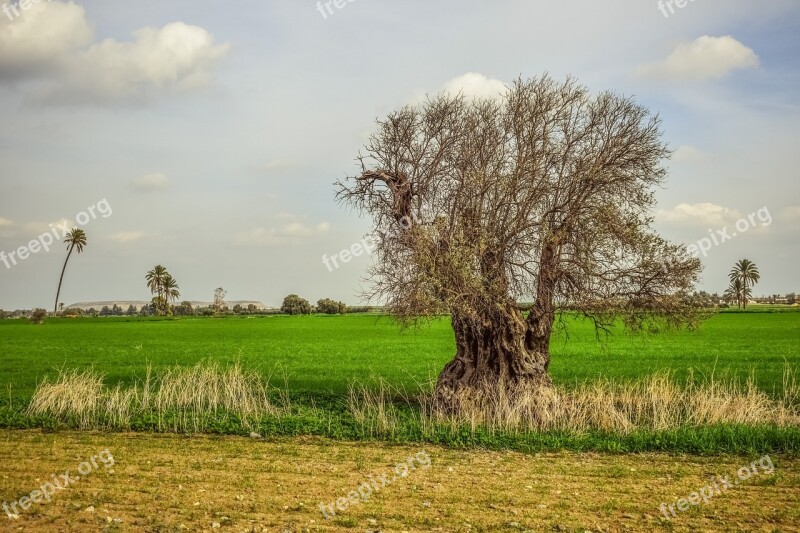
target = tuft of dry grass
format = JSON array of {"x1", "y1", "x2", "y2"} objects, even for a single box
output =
[
  {"x1": 27, "y1": 364, "x2": 799, "y2": 437},
  {"x1": 27, "y1": 362, "x2": 286, "y2": 432},
  {"x1": 350, "y1": 368, "x2": 800, "y2": 437},
  {"x1": 27, "y1": 368, "x2": 105, "y2": 429},
  {"x1": 348, "y1": 379, "x2": 409, "y2": 437}
]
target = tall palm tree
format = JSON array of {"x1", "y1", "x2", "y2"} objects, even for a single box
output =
[
  {"x1": 146, "y1": 265, "x2": 168, "y2": 314},
  {"x1": 54, "y1": 228, "x2": 87, "y2": 315},
  {"x1": 161, "y1": 273, "x2": 180, "y2": 315},
  {"x1": 729, "y1": 259, "x2": 760, "y2": 309}
]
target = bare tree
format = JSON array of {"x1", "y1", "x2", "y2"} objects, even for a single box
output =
[
  {"x1": 213, "y1": 287, "x2": 227, "y2": 315},
  {"x1": 337, "y1": 75, "x2": 704, "y2": 406}
]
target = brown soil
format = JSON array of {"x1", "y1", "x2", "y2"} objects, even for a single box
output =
[{"x1": 0, "y1": 431, "x2": 798, "y2": 532}]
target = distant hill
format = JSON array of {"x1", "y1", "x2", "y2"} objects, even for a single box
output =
[{"x1": 65, "y1": 300, "x2": 273, "y2": 311}]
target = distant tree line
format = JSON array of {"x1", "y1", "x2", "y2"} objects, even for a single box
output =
[
  {"x1": 278, "y1": 295, "x2": 349, "y2": 315},
  {"x1": 2, "y1": 289, "x2": 797, "y2": 323},
  {"x1": 0, "y1": 296, "x2": 372, "y2": 320},
  {"x1": 5, "y1": 260, "x2": 776, "y2": 322}
]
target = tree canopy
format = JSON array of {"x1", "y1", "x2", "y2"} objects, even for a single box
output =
[{"x1": 337, "y1": 75, "x2": 704, "y2": 400}]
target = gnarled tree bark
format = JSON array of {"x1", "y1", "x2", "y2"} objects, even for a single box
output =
[{"x1": 435, "y1": 302, "x2": 552, "y2": 406}]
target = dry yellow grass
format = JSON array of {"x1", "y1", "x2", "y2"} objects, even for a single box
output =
[
  {"x1": 27, "y1": 363, "x2": 286, "y2": 432},
  {"x1": 350, "y1": 369, "x2": 800, "y2": 436},
  {"x1": 0, "y1": 430, "x2": 798, "y2": 532},
  {"x1": 28, "y1": 364, "x2": 799, "y2": 437}
]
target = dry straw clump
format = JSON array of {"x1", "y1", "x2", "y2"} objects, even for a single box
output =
[
  {"x1": 26, "y1": 368, "x2": 105, "y2": 429},
  {"x1": 350, "y1": 369, "x2": 800, "y2": 437},
  {"x1": 27, "y1": 363, "x2": 285, "y2": 432},
  {"x1": 348, "y1": 379, "x2": 406, "y2": 437},
  {"x1": 28, "y1": 364, "x2": 799, "y2": 437}
]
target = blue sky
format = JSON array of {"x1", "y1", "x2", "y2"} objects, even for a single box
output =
[{"x1": 1, "y1": 0, "x2": 798, "y2": 309}]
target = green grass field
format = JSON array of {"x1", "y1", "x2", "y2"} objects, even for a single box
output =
[
  {"x1": 1, "y1": 311, "x2": 798, "y2": 400},
  {"x1": 1, "y1": 311, "x2": 799, "y2": 454}
]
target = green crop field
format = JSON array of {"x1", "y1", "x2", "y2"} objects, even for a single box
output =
[{"x1": 1, "y1": 311, "x2": 798, "y2": 400}]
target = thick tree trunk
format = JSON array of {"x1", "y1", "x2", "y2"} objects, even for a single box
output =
[
  {"x1": 435, "y1": 302, "x2": 552, "y2": 408},
  {"x1": 434, "y1": 242, "x2": 560, "y2": 410},
  {"x1": 525, "y1": 241, "x2": 559, "y2": 371}
]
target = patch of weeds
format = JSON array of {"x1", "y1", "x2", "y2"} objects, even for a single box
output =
[
  {"x1": 607, "y1": 465, "x2": 628, "y2": 478},
  {"x1": 599, "y1": 499, "x2": 619, "y2": 514},
  {"x1": 333, "y1": 516, "x2": 359, "y2": 528}
]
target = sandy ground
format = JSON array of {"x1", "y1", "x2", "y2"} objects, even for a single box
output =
[{"x1": 0, "y1": 430, "x2": 798, "y2": 532}]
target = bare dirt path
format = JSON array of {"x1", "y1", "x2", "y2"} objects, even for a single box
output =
[{"x1": 0, "y1": 430, "x2": 797, "y2": 532}]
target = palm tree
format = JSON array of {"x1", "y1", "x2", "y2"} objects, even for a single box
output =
[
  {"x1": 729, "y1": 259, "x2": 760, "y2": 309},
  {"x1": 161, "y1": 273, "x2": 180, "y2": 315},
  {"x1": 146, "y1": 265, "x2": 168, "y2": 315},
  {"x1": 723, "y1": 279, "x2": 739, "y2": 308},
  {"x1": 740, "y1": 284, "x2": 753, "y2": 308},
  {"x1": 723, "y1": 278, "x2": 751, "y2": 309},
  {"x1": 54, "y1": 228, "x2": 87, "y2": 315},
  {"x1": 145, "y1": 266, "x2": 181, "y2": 315}
]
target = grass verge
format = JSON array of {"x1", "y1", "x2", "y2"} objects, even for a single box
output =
[{"x1": 0, "y1": 363, "x2": 797, "y2": 455}]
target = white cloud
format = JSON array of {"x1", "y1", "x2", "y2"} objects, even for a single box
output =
[
  {"x1": 45, "y1": 218, "x2": 75, "y2": 232},
  {"x1": 672, "y1": 145, "x2": 704, "y2": 162},
  {"x1": 109, "y1": 231, "x2": 146, "y2": 243},
  {"x1": 441, "y1": 72, "x2": 508, "y2": 100},
  {"x1": 0, "y1": 217, "x2": 78, "y2": 241},
  {"x1": 133, "y1": 173, "x2": 169, "y2": 192},
  {"x1": 282, "y1": 221, "x2": 330, "y2": 238},
  {"x1": 0, "y1": 2, "x2": 229, "y2": 104},
  {"x1": 412, "y1": 72, "x2": 507, "y2": 103},
  {"x1": 780, "y1": 206, "x2": 800, "y2": 220},
  {"x1": 0, "y1": 1, "x2": 92, "y2": 80},
  {"x1": 53, "y1": 22, "x2": 230, "y2": 104},
  {"x1": 657, "y1": 203, "x2": 741, "y2": 227},
  {"x1": 0, "y1": 216, "x2": 13, "y2": 237},
  {"x1": 636, "y1": 36, "x2": 759, "y2": 82},
  {"x1": 234, "y1": 221, "x2": 330, "y2": 246},
  {"x1": 15, "y1": 218, "x2": 75, "y2": 241}
]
